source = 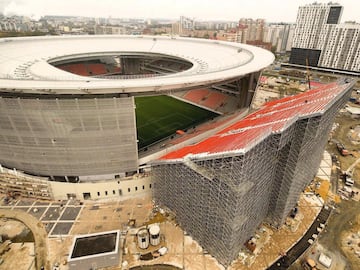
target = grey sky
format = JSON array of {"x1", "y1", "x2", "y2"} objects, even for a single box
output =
[{"x1": 0, "y1": 0, "x2": 358, "y2": 23}]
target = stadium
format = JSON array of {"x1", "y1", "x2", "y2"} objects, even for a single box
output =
[
  {"x1": 0, "y1": 35, "x2": 355, "y2": 267},
  {"x1": 0, "y1": 35, "x2": 272, "y2": 188}
]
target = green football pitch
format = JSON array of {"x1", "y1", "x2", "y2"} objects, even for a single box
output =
[{"x1": 135, "y1": 95, "x2": 218, "y2": 149}]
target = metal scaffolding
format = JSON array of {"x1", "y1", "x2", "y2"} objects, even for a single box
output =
[{"x1": 152, "y1": 80, "x2": 354, "y2": 267}]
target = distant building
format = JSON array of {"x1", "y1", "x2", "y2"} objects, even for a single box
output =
[
  {"x1": 238, "y1": 18, "x2": 265, "y2": 43},
  {"x1": 263, "y1": 24, "x2": 295, "y2": 53},
  {"x1": 94, "y1": 25, "x2": 127, "y2": 35},
  {"x1": 171, "y1": 22, "x2": 180, "y2": 35},
  {"x1": 289, "y1": 2, "x2": 359, "y2": 73},
  {"x1": 246, "y1": 40, "x2": 272, "y2": 51},
  {"x1": 180, "y1": 16, "x2": 195, "y2": 34},
  {"x1": 318, "y1": 22, "x2": 360, "y2": 72}
]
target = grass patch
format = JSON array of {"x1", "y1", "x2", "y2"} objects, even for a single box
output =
[{"x1": 135, "y1": 95, "x2": 218, "y2": 149}]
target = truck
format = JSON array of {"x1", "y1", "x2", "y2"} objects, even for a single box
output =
[
  {"x1": 302, "y1": 258, "x2": 317, "y2": 270},
  {"x1": 336, "y1": 143, "x2": 349, "y2": 156}
]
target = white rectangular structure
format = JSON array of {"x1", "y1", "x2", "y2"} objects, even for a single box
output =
[{"x1": 68, "y1": 230, "x2": 120, "y2": 270}]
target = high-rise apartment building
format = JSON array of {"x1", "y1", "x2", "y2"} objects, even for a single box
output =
[
  {"x1": 238, "y1": 18, "x2": 265, "y2": 43},
  {"x1": 290, "y1": 2, "x2": 359, "y2": 73},
  {"x1": 319, "y1": 22, "x2": 360, "y2": 71},
  {"x1": 179, "y1": 16, "x2": 195, "y2": 34},
  {"x1": 263, "y1": 24, "x2": 295, "y2": 53}
]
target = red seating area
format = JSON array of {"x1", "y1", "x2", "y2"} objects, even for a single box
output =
[
  {"x1": 169, "y1": 114, "x2": 239, "y2": 145},
  {"x1": 202, "y1": 92, "x2": 227, "y2": 109},
  {"x1": 161, "y1": 82, "x2": 349, "y2": 160},
  {"x1": 87, "y1": 63, "x2": 108, "y2": 75},
  {"x1": 183, "y1": 89, "x2": 229, "y2": 110},
  {"x1": 184, "y1": 89, "x2": 210, "y2": 103},
  {"x1": 58, "y1": 64, "x2": 89, "y2": 76},
  {"x1": 58, "y1": 63, "x2": 109, "y2": 76}
]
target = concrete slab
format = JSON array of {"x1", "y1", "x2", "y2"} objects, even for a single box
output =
[
  {"x1": 34, "y1": 201, "x2": 50, "y2": 206},
  {"x1": 51, "y1": 222, "x2": 73, "y2": 236},
  {"x1": 28, "y1": 206, "x2": 47, "y2": 219},
  {"x1": 41, "y1": 207, "x2": 62, "y2": 221},
  {"x1": 44, "y1": 222, "x2": 55, "y2": 234},
  {"x1": 59, "y1": 207, "x2": 81, "y2": 221},
  {"x1": 51, "y1": 200, "x2": 67, "y2": 206},
  {"x1": 16, "y1": 200, "x2": 34, "y2": 206}
]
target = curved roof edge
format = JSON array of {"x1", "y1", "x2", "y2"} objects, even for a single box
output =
[{"x1": 0, "y1": 35, "x2": 274, "y2": 95}]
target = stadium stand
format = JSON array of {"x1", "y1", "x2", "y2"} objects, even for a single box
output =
[
  {"x1": 201, "y1": 91, "x2": 227, "y2": 109},
  {"x1": 58, "y1": 63, "x2": 89, "y2": 76},
  {"x1": 183, "y1": 89, "x2": 210, "y2": 103},
  {"x1": 161, "y1": 82, "x2": 346, "y2": 160},
  {"x1": 168, "y1": 113, "x2": 241, "y2": 145},
  {"x1": 153, "y1": 80, "x2": 354, "y2": 267},
  {"x1": 87, "y1": 63, "x2": 108, "y2": 75}
]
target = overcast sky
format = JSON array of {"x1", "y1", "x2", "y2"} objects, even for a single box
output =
[{"x1": 0, "y1": 0, "x2": 358, "y2": 23}]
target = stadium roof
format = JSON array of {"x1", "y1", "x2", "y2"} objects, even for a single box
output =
[
  {"x1": 160, "y1": 81, "x2": 351, "y2": 160},
  {"x1": 0, "y1": 35, "x2": 274, "y2": 95}
]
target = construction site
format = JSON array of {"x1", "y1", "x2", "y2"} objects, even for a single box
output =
[
  {"x1": 0, "y1": 73, "x2": 359, "y2": 270},
  {"x1": 152, "y1": 79, "x2": 354, "y2": 267}
]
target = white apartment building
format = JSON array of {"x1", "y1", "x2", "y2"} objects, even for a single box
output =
[
  {"x1": 263, "y1": 24, "x2": 295, "y2": 53},
  {"x1": 292, "y1": 2, "x2": 342, "y2": 49},
  {"x1": 319, "y1": 23, "x2": 360, "y2": 71},
  {"x1": 289, "y1": 2, "x2": 360, "y2": 73}
]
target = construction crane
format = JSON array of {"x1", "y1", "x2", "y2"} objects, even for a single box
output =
[{"x1": 305, "y1": 57, "x2": 311, "y2": 90}]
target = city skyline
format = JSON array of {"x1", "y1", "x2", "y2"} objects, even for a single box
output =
[{"x1": 0, "y1": 0, "x2": 359, "y2": 23}]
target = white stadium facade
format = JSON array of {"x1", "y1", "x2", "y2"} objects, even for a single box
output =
[{"x1": 0, "y1": 35, "x2": 273, "y2": 200}]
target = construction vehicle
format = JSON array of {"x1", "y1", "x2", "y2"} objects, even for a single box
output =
[
  {"x1": 305, "y1": 57, "x2": 312, "y2": 90},
  {"x1": 302, "y1": 258, "x2": 317, "y2": 270},
  {"x1": 336, "y1": 142, "x2": 349, "y2": 156}
]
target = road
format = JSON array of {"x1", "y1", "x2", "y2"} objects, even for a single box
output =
[
  {"x1": 267, "y1": 206, "x2": 331, "y2": 270},
  {"x1": 0, "y1": 209, "x2": 49, "y2": 270}
]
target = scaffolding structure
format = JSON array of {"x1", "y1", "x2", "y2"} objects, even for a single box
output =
[
  {"x1": 0, "y1": 165, "x2": 53, "y2": 200},
  {"x1": 152, "y1": 79, "x2": 354, "y2": 267}
]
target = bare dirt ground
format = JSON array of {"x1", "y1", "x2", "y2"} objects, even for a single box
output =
[
  {"x1": 0, "y1": 242, "x2": 35, "y2": 270},
  {"x1": 0, "y1": 209, "x2": 49, "y2": 270}
]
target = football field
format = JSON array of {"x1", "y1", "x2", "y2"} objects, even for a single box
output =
[{"x1": 135, "y1": 95, "x2": 218, "y2": 149}]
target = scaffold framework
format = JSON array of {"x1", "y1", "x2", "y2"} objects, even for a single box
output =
[{"x1": 152, "y1": 79, "x2": 354, "y2": 267}]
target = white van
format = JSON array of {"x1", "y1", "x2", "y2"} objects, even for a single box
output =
[{"x1": 345, "y1": 178, "x2": 354, "y2": 186}]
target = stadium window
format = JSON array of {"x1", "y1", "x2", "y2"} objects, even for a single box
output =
[
  {"x1": 128, "y1": 188, "x2": 131, "y2": 193},
  {"x1": 135, "y1": 186, "x2": 138, "y2": 191},
  {"x1": 97, "y1": 191, "x2": 100, "y2": 196},
  {"x1": 113, "y1": 190, "x2": 116, "y2": 195},
  {"x1": 142, "y1": 185, "x2": 145, "y2": 190},
  {"x1": 149, "y1": 184, "x2": 152, "y2": 189},
  {"x1": 105, "y1": 191, "x2": 108, "y2": 196},
  {"x1": 119, "y1": 189, "x2": 122, "y2": 196}
]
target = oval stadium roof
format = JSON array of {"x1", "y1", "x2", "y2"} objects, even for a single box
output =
[{"x1": 0, "y1": 35, "x2": 274, "y2": 95}]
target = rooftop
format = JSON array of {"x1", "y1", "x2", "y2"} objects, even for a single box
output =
[
  {"x1": 69, "y1": 230, "x2": 119, "y2": 259},
  {"x1": 0, "y1": 35, "x2": 274, "y2": 95}
]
